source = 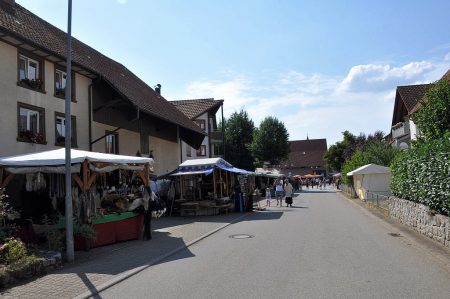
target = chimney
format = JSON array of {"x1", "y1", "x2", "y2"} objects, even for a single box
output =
[{"x1": 154, "y1": 84, "x2": 161, "y2": 95}]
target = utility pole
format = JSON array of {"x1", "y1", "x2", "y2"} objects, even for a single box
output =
[{"x1": 65, "y1": 0, "x2": 74, "y2": 262}]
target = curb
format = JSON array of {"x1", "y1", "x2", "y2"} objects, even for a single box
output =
[{"x1": 74, "y1": 213, "x2": 250, "y2": 299}]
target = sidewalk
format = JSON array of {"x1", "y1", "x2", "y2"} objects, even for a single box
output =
[{"x1": 0, "y1": 212, "x2": 249, "y2": 299}]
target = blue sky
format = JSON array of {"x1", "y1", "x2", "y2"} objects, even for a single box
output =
[{"x1": 17, "y1": 0, "x2": 450, "y2": 146}]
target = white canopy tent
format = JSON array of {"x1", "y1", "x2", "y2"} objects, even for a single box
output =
[
  {"x1": 0, "y1": 148, "x2": 152, "y2": 167},
  {"x1": 347, "y1": 164, "x2": 391, "y2": 200},
  {"x1": 0, "y1": 148, "x2": 154, "y2": 190}
]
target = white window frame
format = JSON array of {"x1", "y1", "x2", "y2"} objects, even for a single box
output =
[
  {"x1": 55, "y1": 69, "x2": 67, "y2": 90},
  {"x1": 19, "y1": 107, "x2": 40, "y2": 133},
  {"x1": 105, "y1": 133, "x2": 118, "y2": 154},
  {"x1": 186, "y1": 143, "x2": 192, "y2": 157},
  {"x1": 19, "y1": 54, "x2": 39, "y2": 80},
  {"x1": 197, "y1": 145, "x2": 206, "y2": 157},
  {"x1": 56, "y1": 115, "x2": 66, "y2": 138}
]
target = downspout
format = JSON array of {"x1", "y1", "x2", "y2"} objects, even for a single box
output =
[
  {"x1": 88, "y1": 77, "x2": 101, "y2": 151},
  {"x1": 221, "y1": 102, "x2": 225, "y2": 159},
  {"x1": 178, "y1": 126, "x2": 182, "y2": 163},
  {"x1": 88, "y1": 81, "x2": 93, "y2": 151}
]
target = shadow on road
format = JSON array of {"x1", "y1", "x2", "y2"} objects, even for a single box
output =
[{"x1": 297, "y1": 190, "x2": 337, "y2": 194}]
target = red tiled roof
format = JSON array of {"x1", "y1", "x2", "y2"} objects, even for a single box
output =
[
  {"x1": 0, "y1": 2, "x2": 205, "y2": 143},
  {"x1": 287, "y1": 139, "x2": 327, "y2": 168},
  {"x1": 171, "y1": 98, "x2": 223, "y2": 119}
]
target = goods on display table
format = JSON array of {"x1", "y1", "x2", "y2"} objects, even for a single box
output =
[{"x1": 0, "y1": 148, "x2": 166, "y2": 250}]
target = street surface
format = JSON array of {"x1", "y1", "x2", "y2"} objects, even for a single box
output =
[{"x1": 100, "y1": 189, "x2": 450, "y2": 299}]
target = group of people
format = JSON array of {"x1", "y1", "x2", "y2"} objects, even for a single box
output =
[
  {"x1": 304, "y1": 177, "x2": 328, "y2": 190},
  {"x1": 265, "y1": 178, "x2": 294, "y2": 207}
]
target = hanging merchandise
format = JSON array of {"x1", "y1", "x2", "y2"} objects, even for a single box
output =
[
  {"x1": 25, "y1": 172, "x2": 47, "y2": 192},
  {"x1": 25, "y1": 173, "x2": 33, "y2": 192}
]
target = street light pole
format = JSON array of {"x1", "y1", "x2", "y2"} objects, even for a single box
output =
[{"x1": 65, "y1": 0, "x2": 74, "y2": 262}]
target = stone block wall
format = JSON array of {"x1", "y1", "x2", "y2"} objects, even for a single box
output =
[{"x1": 389, "y1": 197, "x2": 450, "y2": 248}]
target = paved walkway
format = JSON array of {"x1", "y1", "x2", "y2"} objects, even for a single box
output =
[{"x1": 0, "y1": 212, "x2": 250, "y2": 299}]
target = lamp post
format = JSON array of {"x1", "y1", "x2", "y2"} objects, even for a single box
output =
[{"x1": 65, "y1": 0, "x2": 74, "y2": 262}]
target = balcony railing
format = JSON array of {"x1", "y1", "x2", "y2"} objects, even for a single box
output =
[
  {"x1": 209, "y1": 130, "x2": 223, "y2": 142},
  {"x1": 391, "y1": 121, "x2": 410, "y2": 139}
]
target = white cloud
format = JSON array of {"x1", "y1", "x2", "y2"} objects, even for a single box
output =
[
  {"x1": 117, "y1": 0, "x2": 128, "y2": 4},
  {"x1": 168, "y1": 59, "x2": 447, "y2": 147},
  {"x1": 445, "y1": 52, "x2": 450, "y2": 61},
  {"x1": 338, "y1": 61, "x2": 434, "y2": 93}
]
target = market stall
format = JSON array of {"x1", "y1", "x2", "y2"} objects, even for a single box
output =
[
  {"x1": 0, "y1": 148, "x2": 156, "y2": 250},
  {"x1": 168, "y1": 158, "x2": 254, "y2": 216},
  {"x1": 347, "y1": 164, "x2": 391, "y2": 200}
]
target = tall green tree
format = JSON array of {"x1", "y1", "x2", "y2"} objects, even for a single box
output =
[
  {"x1": 413, "y1": 79, "x2": 450, "y2": 142},
  {"x1": 324, "y1": 131, "x2": 356, "y2": 172},
  {"x1": 223, "y1": 110, "x2": 255, "y2": 170},
  {"x1": 324, "y1": 130, "x2": 385, "y2": 172},
  {"x1": 341, "y1": 140, "x2": 400, "y2": 184},
  {"x1": 250, "y1": 116, "x2": 290, "y2": 166}
]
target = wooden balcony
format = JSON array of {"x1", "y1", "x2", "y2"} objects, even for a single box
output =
[{"x1": 209, "y1": 130, "x2": 223, "y2": 143}]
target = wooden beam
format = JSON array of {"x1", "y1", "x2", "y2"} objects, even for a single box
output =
[
  {"x1": 72, "y1": 173, "x2": 83, "y2": 190},
  {"x1": 82, "y1": 160, "x2": 89, "y2": 191},
  {"x1": 0, "y1": 173, "x2": 14, "y2": 188},
  {"x1": 86, "y1": 172, "x2": 98, "y2": 190},
  {"x1": 137, "y1": 164, "x2": 150, "y2": 186}
]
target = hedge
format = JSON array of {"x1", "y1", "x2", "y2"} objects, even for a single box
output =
[{"x1": 390, "y1": 137, "x2": 450, "y2": 216}]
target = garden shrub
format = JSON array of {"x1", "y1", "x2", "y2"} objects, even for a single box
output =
[
  {"x1": 0, "y1": 238, "x2": 28, "y2": 265},
  {"x1": 391, "y1": 136, "x2": 450, "y2": 216}
]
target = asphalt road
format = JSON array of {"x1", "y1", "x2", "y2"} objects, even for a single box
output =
[{"x1": 99, "y1": 189, "x2": 450, "y2": 299}]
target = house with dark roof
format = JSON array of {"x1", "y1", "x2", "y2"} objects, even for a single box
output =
[
  {"x1": 0, "y1": 0, "x2": 205, "y2": 175},
  {"x1": 390, "y1": 84, "x2": 431, "y2": 149},
  {"x1": 171, "y1": 98, "x2": 224, "y2": 162},
  {"x1": 390, "y1": 69, "x2": 449, "y2": 149},
  {"x1": 281, "y1": 138, "x2": 328, "y2": 176}
]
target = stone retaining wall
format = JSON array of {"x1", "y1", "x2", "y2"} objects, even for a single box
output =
[{"x1": 389, "y1": 197, "x2": 450, "y2": 248}]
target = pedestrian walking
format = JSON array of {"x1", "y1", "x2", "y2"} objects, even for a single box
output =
[
  {"x1": 275, "y1": 178, "x2": 284, "y2": 207},
  {"x1": 284, "y1": 179, "x2": 294, "y2": 207},
  {"x1": 265, "y1": 186, "x2": 271, "y2": 207}
]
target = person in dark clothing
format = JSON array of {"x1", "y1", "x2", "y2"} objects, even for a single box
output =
[
  {"x1": 143, "y1": 185, "x2": 152, "y2": 240},
  {"x1": 234, "y1": 180, "x2": 242, "y2": 212}
]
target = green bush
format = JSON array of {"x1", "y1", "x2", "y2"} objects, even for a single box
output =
[
  {"x1": 341, "y1": 150, "x2": 368, "y2": 185},
  {"x1": 391, "y1": 137, "x2": 450, "y2": 215},
  {"x1": 41, "y1": 215, "x2": 63, "y2": 252},
  {"x1": 0, "y1": 238, "x2": 28, "y2": 265}
]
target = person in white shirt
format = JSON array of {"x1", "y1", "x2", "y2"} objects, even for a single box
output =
[{"x1": 284, "y1": 179, "x2": 294, "y2": 207}]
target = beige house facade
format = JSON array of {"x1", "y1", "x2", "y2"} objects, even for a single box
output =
[
  {"x1": 0, "y1": 1, "x2": 205, "y2": 177},
  {"x1": 0, "y1": 39, "x2": 91, "y2": 156}
]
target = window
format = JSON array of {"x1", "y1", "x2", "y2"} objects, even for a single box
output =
[
  {"x1": 105, "y1": 131, "x2": 119, "y2": 154},
  {"x1": 54, "y1": 66, "x2": 76, "y2": 100},
  {"x1": 196, "y1": 145, "x2": 206, "y2": 157},
  {"x1": 17, "y1": 52, "x2": 44, "y2": 91},
  {"x1": 55, "y1": 112, "x2": 77, "y2": 147},
  {"x1": 186, "y1": 143, "x2": 191, "y2": 157},
  {"x1": 55, "y1": 69, "x2": 66, "y2": 93},
  {"x1": 17, "y1": 103, "x2": 45, "y2": 144},
  {"x1": 194, "y1": 119, "x2": 206, "y2": 131}
]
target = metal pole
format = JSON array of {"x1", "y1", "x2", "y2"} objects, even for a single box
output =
[{"x1": 65, "y1": 0, "x2": 74, "y2": 262}]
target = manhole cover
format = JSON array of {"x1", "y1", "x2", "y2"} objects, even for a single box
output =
[
  {"x1": 229, "y1": 234, "x2": 254, "y2": 239},
  {"x1": 388, "y1": 233, "x2": 402, "y2": 237}
]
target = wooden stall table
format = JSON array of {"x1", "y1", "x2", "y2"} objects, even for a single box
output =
[{"x1": 57, "y1": 212, "x2": 143, "y2": 250}]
